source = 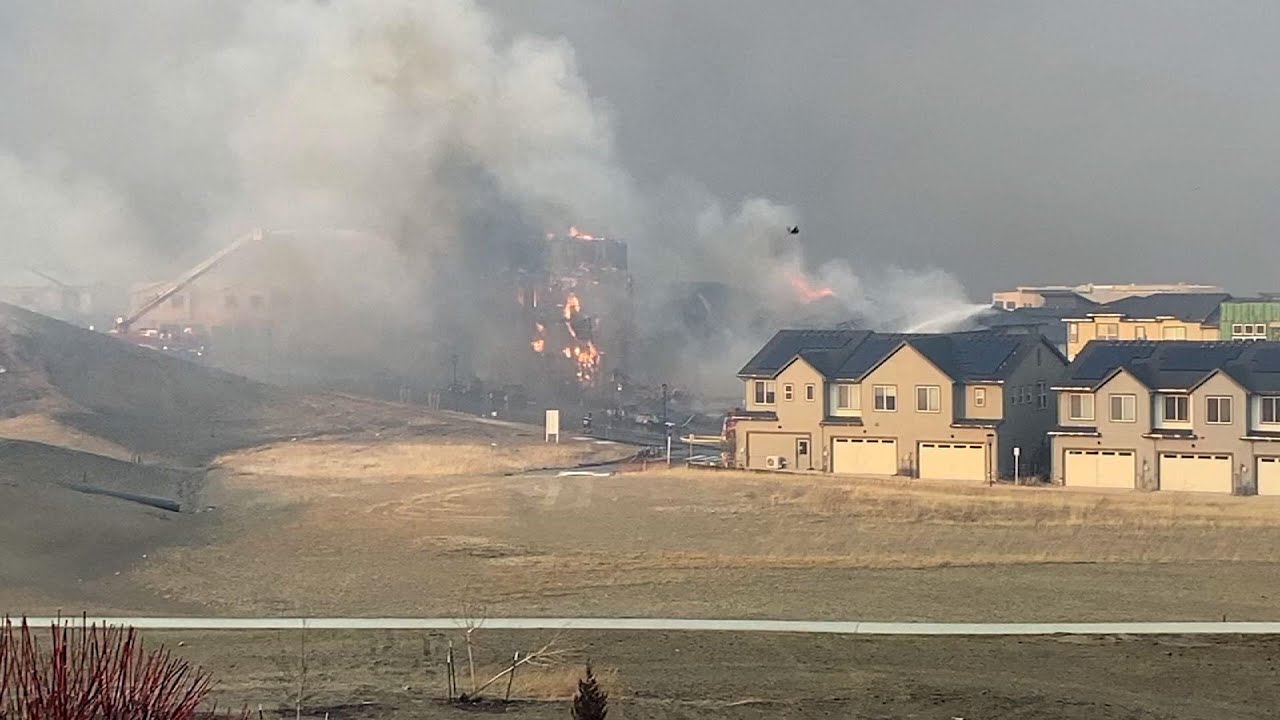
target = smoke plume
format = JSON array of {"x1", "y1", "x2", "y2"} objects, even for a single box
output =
[{"x1": 0, "y1": 0, "x2": 979, "y2": 391}]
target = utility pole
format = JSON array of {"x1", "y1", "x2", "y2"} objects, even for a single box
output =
[
  {"x1": 450, "y1": 353, "x2": 459, "y2": 391},
  {"x1": 661, "y1": 383, "x2": 669, "y2": 427}
]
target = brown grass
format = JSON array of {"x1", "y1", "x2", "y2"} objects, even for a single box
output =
[
  {"x1": 220, "y1": 438, "x2": 613, "y2": 482},
  {"x1": 45, "y1": 435, "x2": 1280, "y2": 621}
]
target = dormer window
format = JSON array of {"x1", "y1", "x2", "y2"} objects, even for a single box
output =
[
  {"x1": 1162, "y1": 395, "x2": 1189, "y2": 423},
  {"x1": 753, "y1": 380, "x2": 776, "y2": 405}
]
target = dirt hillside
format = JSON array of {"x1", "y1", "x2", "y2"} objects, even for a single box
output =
[{"x1": 0, "y1": 302, "x2": 421, "y2": 462}]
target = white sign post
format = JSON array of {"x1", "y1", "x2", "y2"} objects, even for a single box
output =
[
  {"x1": 1013, "y1": 446, "x2": 1021, "y2": 485},
  {"x1": 545, "y1": 409, "x2": 560, "y2": 444}
]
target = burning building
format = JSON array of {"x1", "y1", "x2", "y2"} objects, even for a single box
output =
[{"x1": 503, "y1": 227, "x2": 633, "y2": 398}]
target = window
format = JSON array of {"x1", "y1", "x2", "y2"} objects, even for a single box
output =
[
  {"x1": 1023, "y1": 386, "x2": 1033, "y2": 405},
  {"x1": 1068, "y1": 393, "x2": 1094, "y2": 421},
  {"x1": 1068, "y1": 323, "x2": 1080, "y2": 343},
  {"x1": 753, "y1": 380, "x2": 776, "y2": 405},
  {"x1": 797, "y1": 439, "x2": 809, "y2": 455},
  {"x1": 1262, "y1": 397, "x2": 1280, "y2": 425},
  {"x1": 1239, "y1": 324, "x2": 1268, "y2": 340},
  {"x1": 873, "y1": 385, "x2": 897, "y2": 411},
  {"x1": 1037, "y1": 382, "x2": 1048, "y2": 409},
  {"x1": 1206, "y1": 396, "x2": 1232, "y2": 424},
  {"x1": 1162, "y1": 326, "x2": 1187, "y2": 340},
  {"x1": 783, "y1": 383, "x2": 794, "y2": 402},
  {"x1": 1097, "y1": 323, "x2": 1120, "y2": 339},
  {"x1": 915, "y1": 385, "x2": 941, "y2": 413},
  {"x1": 804, "y1": 384, "x2": 815, "y2": 402},
  {"x1": 1109, "y1": 394, "x2": 1136, "y2": 422},
  {"x1": 1134, "y1": 326, "x2": 1147, "y2": 340},
  {"x1": 974, "y1": 387, "x2": 986, "y2": 407},
  {"x1": 1162, "y1": 395, "x2": 1190, "y2": 423},
  {"x1": 836, "y1": 384, "x2": 860, "y2": 410}
]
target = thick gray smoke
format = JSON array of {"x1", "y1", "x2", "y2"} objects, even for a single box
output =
[{"x1": 0, "y1": 0, "x2": 978, "y2": 391}]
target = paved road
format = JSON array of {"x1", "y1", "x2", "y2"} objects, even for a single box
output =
[{"x1": 18, "y1": 618, "x2": 1280, "y2": 635}]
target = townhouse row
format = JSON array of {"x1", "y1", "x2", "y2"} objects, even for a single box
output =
[{"x1": 727, "y1": 329, "x2": 1280, "y2": 494}]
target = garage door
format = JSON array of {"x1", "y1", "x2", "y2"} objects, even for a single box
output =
[
  {"x1": 831, "y1": 437, "x2": 898, "y2": 475},
  {"x1": 1257, "y1": 457, "x2": 1280, "y2": 496},
  {"x1": 918, "y1": 442, "x2": 985, "y2": 481},
  {"x1": 1159, "y1": 453, "x2": 1232, "y2": 493},
  {"x1": 1063, "y1": 449, "x2": 1136, "y2": 489}
]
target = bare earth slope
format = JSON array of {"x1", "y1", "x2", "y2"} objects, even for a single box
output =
[{"x1": 0, "y1": 302, "x2": 424, "y2": 462}]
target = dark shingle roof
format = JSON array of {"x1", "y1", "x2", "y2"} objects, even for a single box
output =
[
  {"x1": 1085, "y1": 292, "x2": 1231, "y2": 323},
  {"x1": 1062, "y1": 340, "x2": 1280, "y2": 393},
  {"x1": 739, "y1": 329, "x2": 1061, "y2": 383},
  {"x1": 737, "y1": 329, "x2": 866, "y2": 377}
]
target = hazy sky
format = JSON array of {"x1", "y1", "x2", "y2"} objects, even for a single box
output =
[
  {"x1": 486, "y1": 1, "x2": 1280, "y2": 295},
  {"x1": 3, "y1": 1, "x2": 1279, "y2": 301}
]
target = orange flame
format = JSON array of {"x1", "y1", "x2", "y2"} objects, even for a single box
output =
[
  {"x1": 788, "y1": 272, "x2": 836, "y2": 303},
  {"x1": 568, "y1": 226, "x2": 597, "y2": 241},
  {"x1": 563, "y1": 293, "x2": 581, "y2": 320},
  {"x1": 531, "y1": 338, "x2": 545, "y2": 353}
]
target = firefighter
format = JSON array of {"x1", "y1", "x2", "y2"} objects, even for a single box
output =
[{"x1": 582, "y1": 412, "x2": 593, "y2": 431}]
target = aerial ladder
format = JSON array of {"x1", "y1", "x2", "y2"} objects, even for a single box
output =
[{"x1": 112, "y1": 228, "x2": 267, "y2": 334}]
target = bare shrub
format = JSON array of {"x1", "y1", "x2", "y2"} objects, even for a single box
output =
[{"x1": 0, "y1": 616, "x2": 244, "y2": 720}]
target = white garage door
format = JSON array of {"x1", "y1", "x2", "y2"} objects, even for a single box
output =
[
  {"x1": 1063, "y1": 449, "x2": 1136, "y2": 489},
  {"x1": 831, "y1": 437, "x2": 898, "y2": 475},
  {"x1": 918, "y1": 442, "x2": 986, "y2": 481},
  {"x1": 1257, "y1": 457, "x2": 1280, "y2": 496},
  {"x1": 1159, "y1": 453, "x2": 1232, "y2": 493}
]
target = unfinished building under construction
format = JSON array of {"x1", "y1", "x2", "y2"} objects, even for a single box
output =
[{"x1": 495, "y1": 228, "x2": 634, "y2": 400}]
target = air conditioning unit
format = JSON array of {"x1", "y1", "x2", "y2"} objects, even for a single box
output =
[{"x1": 765, "y1": 455, "x2": 788, "y2": 470}]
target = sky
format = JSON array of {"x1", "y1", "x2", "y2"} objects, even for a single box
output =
[
  {"x1": 485, "y1": 1, "x2": 1280, "y2": 295},
  {"x1": 1, "y1": 0, "x2": 1278, "y2": 327}
]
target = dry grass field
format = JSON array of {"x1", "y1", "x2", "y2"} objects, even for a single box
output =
[
  {"x1": 56, "y1": 436, "x2": 1276, "y2": 622},
  {"x1": 139, "y1": 628, "x2": 1280, "y2": 719}
]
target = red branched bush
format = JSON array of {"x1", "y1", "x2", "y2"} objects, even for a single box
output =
[{"x1": 0, "y1": 617, "x2": 243, "y2": 720}]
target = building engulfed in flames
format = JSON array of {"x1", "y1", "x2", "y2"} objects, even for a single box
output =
[{"x1": 506, "y1": 227, "x2": 632, "y2": 397}]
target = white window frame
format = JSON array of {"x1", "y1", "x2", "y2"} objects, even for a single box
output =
[
  {"x1": 873, "y1": 384, "x2": 897, "y2": 412},
  {"x1": 1162, "y1": 326, "x2": 1187, "y2": 340},
  {"x1": 804, "y1": 384, "x2": 815, "y2": 402},
  {"x1": 783, "y1": 383, "x2": 794, "y2": 402},
  {"x1": 1162, "y1": 394, "x2": 1190, "y2": 423},
  {"x1": 915, "y1": 385, "x2": 941, "y2": 413},
  {"x1": 1261, "y1": 397, "x2": 1280, "y2": 425},
  {"x1": 1134, "y1": 326, "x2": 1147, "y2": 340},
  {"x1": 1068, "y1": 393, "x2": 1094, "y2": 421},
  {"x1": 1109, "y1": 393, "x2": 1136, "y2": 423},
  {"x1": 1232, "y1": 323, "x2": 1244, "y2": 335},
  {"x1": 974, "y1": 387, "x2": 986, "y2": 408},
  {"x1": 1037, "y1": 382, "x2": 1048, "y2": 409},
  {"x1": 753, "y1": 380, "x2": 776, "y2": 406},
  {"x1": 1068, "y1": 323, "x2": 1079, "y2": 344},
  {"x1": 1097, "y1": 323, "x2": 1119, "y2": 340},
  {"x1": 1206, "y1": 396, "x2": 1233, "y2": 425}
]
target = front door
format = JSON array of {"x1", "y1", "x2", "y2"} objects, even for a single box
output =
[{"x1": 796, "y1": 438, "x2": 811, "y2": 470}]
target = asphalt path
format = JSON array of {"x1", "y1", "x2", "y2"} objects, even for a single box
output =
[{"x1": 17, "y1": 618, "x2": 1280, "y2": 635}]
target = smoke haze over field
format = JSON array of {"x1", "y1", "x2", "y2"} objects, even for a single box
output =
[{"x1": 8, "y1": 1, "x2": 1270, "y2": 389}]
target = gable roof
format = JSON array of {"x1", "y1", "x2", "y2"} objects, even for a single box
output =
[
  {"x1": 1080, "y1": 292, "x2": 1231, "y2": 324},
  {"x1": 1060, "y1": 340, "x2": 1280, "y2": 393},
  {"x1": 739, "y1": 329, "x2": 1062, "y2": 384},
  {"x1": 737, "y1": 329, "x2": 867, "y2": 378}
]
